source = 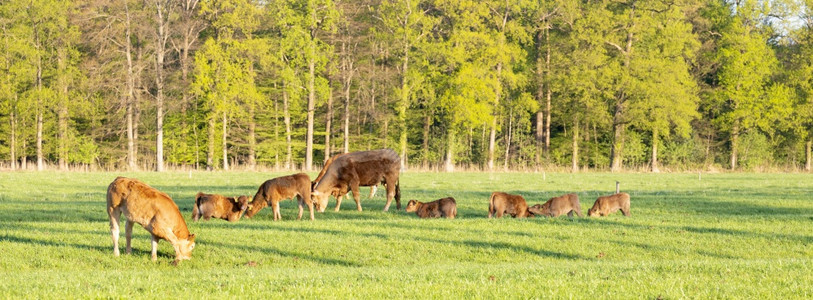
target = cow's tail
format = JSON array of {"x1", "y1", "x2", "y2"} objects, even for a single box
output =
[
  {"x1": 488, "y1": 193, "x2": 495, "y2": 218},
  {"x1": 395, "y1": 178, "x2": 401, "y2": 210},
  {"x1": 192, "y1": 192, "x2": 203, "y2": 221}
]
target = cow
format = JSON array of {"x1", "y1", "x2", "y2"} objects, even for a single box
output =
[
  {"x1": 312, "y1": 153, "x2": 380, "y2": 212},
  {"x1": 311, "y1": 149, "x2": 401, "y2": 212},
  {"x1": 528, "y1": 193, "x2": 583, "y2": 217},
  {"x1": 106, "y1": 177, "x2": 196, "y2": 264},
  {"x1": 488, "y1": 192, "x2": 530, "y2": 218},
  {"x1": 405, "y1": 197, "x2": 457, "y2": 219},
  {"x1": 191, "y1": 192, "x2": 249, "y2": 222},
  {"x1": 588, "y1": 192, "x2": 631, "y2": 217},
  {"x1": 245, "y1": 173, "x2": 314, "y2": 221}
]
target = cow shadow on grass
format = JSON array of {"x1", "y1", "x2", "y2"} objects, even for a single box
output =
[
  {"x1": 203, "y1": 239, "x2": 363, "y2": 267},
  {"x1": 0, "y1": 233, "x2": 175, "y2": 259}
]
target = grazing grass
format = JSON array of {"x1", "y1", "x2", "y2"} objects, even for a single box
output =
[{"x1": 0, "y1": 171, "x2": 811, "y2": 298}]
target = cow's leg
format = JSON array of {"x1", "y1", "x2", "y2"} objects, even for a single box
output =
[
  {"x1": 621, "y1": 206, "x2": 630, "y2": 216},
  {"x1": 351, "y1": 184, "x2": 362, "y2": 211},
  {"x1": 297, "y1": 196, "x2": 304, "y2": 220},
  {"x1": 274, "y1": 201, "x2": 282, "y2": 221},
  {"x1": 383, "y1": 179, "x2": 396, "y2": 212},
  {"x1": 307, "y1": 199, "x2": 315, "y2": 221},
  {"x1": 150, "y1": 234, "x2": 159, "y2": 262},
  {"x1": 495, "y1": 210, "x2": 504, "y2": 218},
  {"x1": 109, "y1": 208, "x2": 121, "y2": 256},
  {"x1": 575, "y1": 208, "x2": 584, "y2": 217},
  {"x1": 334, "y1": 194, "x2": 343, "y2": 212},
  {"x1": 369, "y1": 185, "x2": 377, "y2": 199},
  {"x1": 125, "y1": 220, "x2": 134, "y2": 254}
]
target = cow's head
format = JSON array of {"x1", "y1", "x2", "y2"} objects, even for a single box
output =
[
  {"x1": 174, "y1": 234, "x2": 196, "y2": 262},
  {"x1": 311, "y1": 190, "x2": 331, "y2": 213},
  {"x1": 236, "y1": 195, "x2": 250, "y2": 213},
  {"x1": 527, "y1": 204, "x2": 544, "y2": 217},
  {"x1": 587, "y1": 206, "x2": 599, "y2": 217},
  {"x1": 405, "y1": 200, "x2": 420, "y2": 212},
  {"x1": 244, "y1": 194, "x2": 267, "y2": 218}
]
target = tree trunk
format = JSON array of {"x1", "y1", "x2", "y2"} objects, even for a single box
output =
[
  {"x1": 154, "y1": 0, "x2": 168, "y2": 172},
  {"x1": 222, "y1": 111, "x2": 228, "y2": 171},
  {"x1": 544, "y1": 25, "x2": 552, "y2": 159},
  {"x1": 534, "y1": 29, "x2": 544, "y2": 165},
  {"x1": 488, "y1": 60, "x2": 502, "y2": 171},
  {"x1": 572, "y1": 116, "x2": 579, "y2": 173},
  {"x1": 343, "y1": 78, "x2": 351, "y2": 154},
  {"x1": 651, "y1": 128, "x2": 660, "y2": 173},
  {"x1": 57, "y1": 48, "x2": 68, "y2": 171},
  {"x1": 610, "y1": 6, "x2": 635, "y2": 172},
  {"x1": 398, "y1": 37, "x2": 410, "y2": 169},
  {"x1": 504, "y1": 110, "x2": 513, "y2": 170},
  {"x1": 325, "y1": 87, "x2": 333, "y2": 162},
  {"x1": 283, "y1": 82, "x2": 293, "y2": 169},
  {"x1": 422, "y1": 113, "x2": 430, "y2": 166},
  {"x1": 248, "y1": 102, "x2": 256, "y2": 170},
  {"x1": 36, "y1": 53, "x2": 44, "y2": 171},
  {"x1": 445, "y1": 129, "x2": 455, "y2": 172},
  {"x1": 805, "y1": 140, "x2": 811, "y2": 172},
  {"x1": 207, "y1": 116, "x2": 214, "y2": 170},
  {"x1": 10, "y1": 109, "x2": 16, "y2": 170},
  {"x1": 306, "y1": 53, "x2": 315, "y2": 171},
  {"x1": 730, "y1": 124, "x2": 739, "y2": 170}
]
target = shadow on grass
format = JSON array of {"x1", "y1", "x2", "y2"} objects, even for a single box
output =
[
  {"x1": 0, "y1": 233, "x2": 176, "y2": 259},
  {"x1": 204, "y1": 239, "x2": 363, "y2": 267}
]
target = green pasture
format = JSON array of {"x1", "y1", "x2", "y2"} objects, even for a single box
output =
[{"x1": 0, "y1": 171, "x2": 811, "y2": 298}]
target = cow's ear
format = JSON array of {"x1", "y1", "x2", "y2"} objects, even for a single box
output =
[{"x1": 188, "y1": 234, "x2": 196, "y2": 242}]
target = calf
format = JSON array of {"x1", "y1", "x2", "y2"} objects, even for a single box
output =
[
  {"x1": 107, "y1": 177, "x2": 196, "y2": 263},
  {"x1": 245, "y1": 173, "x2": 314, "y2": 221},
  {"x1": 488, "y1": 192, "x2": 530, "y2": 218},
  {"x1": 192, "y1": 192, "x2": 249, "y2": 222},
  {"x1": 528, "y1": 193, "x2": 583, "y2": 217},
  {"x1": 405, "y1": 197, "x2": 457, "y2": 219},
  {"x1": 588, "y1": 192, "x2": 631, "y2": 217}
]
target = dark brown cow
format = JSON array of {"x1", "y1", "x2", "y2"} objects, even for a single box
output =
[
  {"x1": 405, "y1": 197, "x2": 457, "y2": 219},
  {"x1": 488, "y1": 192, "x2": 530, "y2": 218},
  {"x1": 312, "y1": 153, "x2": 379, "y2": 212},
  {"x1": 107, "y1": 177, "x2": 196, "y2": 263},
  {"x1": 311, "y1": 149, "x2": 401, "y2": 212},
  {"x1": 588, "y1": 192, "x2": 631, "y2": 217},
  {"x1": 192, "y1": 192, "x2": 249, "y2": 222},
  {"x1": 528, "y1": 193, "x2": 583, "y2": 217},
  {"x1": 245, "y1": 173, "x2": 314, "y2": 221}
]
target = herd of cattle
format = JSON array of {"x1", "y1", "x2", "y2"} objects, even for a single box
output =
[{"x1": 106, "y1": 149, "x2": 631, "y2": 264}]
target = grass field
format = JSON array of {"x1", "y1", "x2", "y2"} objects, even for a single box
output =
[{"x1": 0, "y1": 171, "x2": 811, "y2": 298}]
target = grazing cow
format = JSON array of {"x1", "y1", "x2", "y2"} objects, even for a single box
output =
[
  {"x1": 106, "y1": 177, "x2": 196, "y2": 263},
  {"x1": 488, "y1": 192, "x2": 530, "y2": 218},
  {"x1": 311, "y1": 149, "x2": 401, "y2": 212},
  {"x1": 312, "y1": 153, "x2": 379, "y2": 212},
  {"x1": 528, "y1": 193, "x2": 583, "y2": 217},
  {"x1": 192, "y1": 192, "x2": 249, "y2": 222},
  {"x1": 405, "y1": 197, "x2": 457, "y2": 219},
  {"x1": 245, "y1": 173, "x2": 314, "y2": 221},
  {"x1": 588, "y1": 192, "x2": 631, "y2": 217}
]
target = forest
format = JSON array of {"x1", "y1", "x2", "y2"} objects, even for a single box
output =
[{"x1": 0, "y1": 0, "x2": 812, "y2": 172}]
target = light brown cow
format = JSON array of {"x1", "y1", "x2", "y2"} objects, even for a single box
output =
[
  {"x1": 107, "y1": 177, "x2": 196, "y2": 263},
  {"x1": 192, "y1": 192, "x2": 249, "y2": 222},
  {"x1": 588, "y1": 192, "x2": 631, "y2": 217},
  {"x1": 488, "y1": 192, "x2": 530, "y2": 218},
  {"x1": 405, "y1": 197, "x2": 457, "y2": 219},
  {"x1": 312, "y1": 149, "x2": 401, "y2": 212},
  {"x1": 245, "y1": 173, "x2": 314, "y2": 221},
  {"x1": 311, "y1": 153, "x2": 379, "y2": 212},
  {"x1": 528, "y1": 193, "x2": 584, "y2": 217}
]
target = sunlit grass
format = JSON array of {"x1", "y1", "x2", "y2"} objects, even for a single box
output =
[{"x1": 0, "y1": 171, "x2": 811, "y2": 298}]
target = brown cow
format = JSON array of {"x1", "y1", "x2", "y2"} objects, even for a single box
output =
[
  {"x1": 588, "y1": 192, "x2": 631, "y2": 217},
  {"x1": 488, "y1": 192, "x2": 530, "y2": 218},
  {"x1": 245, "y1": 173, "x2": 314, "y2": 221},
  {"x1": 528, "y1": 193, "x2": 584, "y2": 217},
  {"x1": 192, "y1": 192, "x2": 249, "y2": 222},
  {"x1": 312, "y1": 153, "x2": 379, "y2": 212},
  {"x1": 107, "y1": 177, "x2": 196, "y2": 263},
  {"x1": 311, "y1": 149, "x2": 401, "y2": 212},
  {"x1": 405, "y1": 197, "x2": 457, "y2": 219}
]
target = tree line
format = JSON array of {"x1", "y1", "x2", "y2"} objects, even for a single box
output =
[{"x1": 1, "y1": 0, "x2": 812, "y2": 172}]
